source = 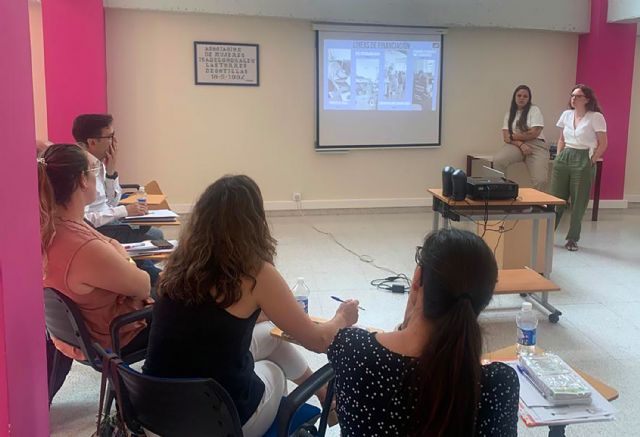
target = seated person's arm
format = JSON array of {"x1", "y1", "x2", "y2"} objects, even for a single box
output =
[
  {"x1": 252, "y1": 263, "x2": 358, "y2": 353},
  {"x1": 66, "y1": 239, "x2": 151, "y2": 299},
  {"x1": 511, "y1": 126, "x2": 542, "y2": 141}
]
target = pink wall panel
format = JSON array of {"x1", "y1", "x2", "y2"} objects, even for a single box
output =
[
  {"x1": 0, "y1": 0, "x2": 50, "y2": 435},
  {"x1": 42, "y1": 0, "x2": 107, "y2": 143},
  {"x1": 576, "y1": 0, "x2": 637, "y2": 200}
]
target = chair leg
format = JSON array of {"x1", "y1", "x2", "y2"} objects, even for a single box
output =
[{"x1": 48, "y1": 349, "x2": 61, "y2": 405}]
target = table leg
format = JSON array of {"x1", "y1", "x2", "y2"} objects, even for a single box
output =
[
  {"x1": 548, "y1": 425, "x2": 566, "y2": 437},
  {"x1": 531, "y1": 219, "x2": 539, "y2": 272},
  {"x1": 592, "y1": 160, "x2": 603, "y2": 221},
  {"x1": 545, "y1": 214, "x2": 554, "y2": 278},
  {"x1": 433, "y1": 211, "x2": 440, "y2": 231}
]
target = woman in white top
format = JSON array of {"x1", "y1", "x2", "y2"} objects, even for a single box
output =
[
  {"x1": 493, "y1": 85, "x2": 548, "y2": 190},
  {"x1": 550, "y1": 84, "x2": 608, "y2": 251}
]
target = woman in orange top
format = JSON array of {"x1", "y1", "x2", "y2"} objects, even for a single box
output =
[{"x1": 39, "y1": 144, "x2": 151, "y2": 402}]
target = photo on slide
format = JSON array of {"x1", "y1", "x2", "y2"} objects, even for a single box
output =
[
  {"x1": 412, "y1": 57, "x2": 435, "y2": 110},
  {"x1": 354, "y1": 57, "x2": 380, "y2": 110},
  {"x1": 327, "y1": 49, "x2": 352, "y2": 103},
  {"x1": 382, "y1": 50, "x2": 408, "y2": 101}
]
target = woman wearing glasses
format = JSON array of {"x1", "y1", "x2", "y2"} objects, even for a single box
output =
[
  {"x1": 550, "y1": 84, "x2": 608, "y2": 251},
  {"x1": 327, "y1": 229, "x2": 519, "y2": 436},
  {"x1": 39, "y1": 144, "x2": 152, "y2": 402}
]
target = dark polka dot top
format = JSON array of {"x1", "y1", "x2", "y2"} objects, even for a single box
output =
[{"x1": 327, "y1": 328, "x2": 519, "y2": 436}]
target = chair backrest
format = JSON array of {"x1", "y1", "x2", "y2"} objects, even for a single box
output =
[
  {"x1": 43, "y1": 287, "x2": 100, "y2": 368},
  {"x1": 116, "y1": 364, "x2": 243, "y2": 437}
]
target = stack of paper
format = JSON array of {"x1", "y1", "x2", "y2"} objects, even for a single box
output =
[
  {"x1": 123, "y1": 209, "x2": 178, "y2": 223},
  {"x1": 505, "y1": 361, "x2": 616, "y2": 427},
  {"x1": 123, "y1": 240, "x2": 178, "y2": 257}
]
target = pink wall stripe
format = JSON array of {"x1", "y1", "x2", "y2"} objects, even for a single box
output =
[
  {"x1": 0, "y1": 0, "x2": 50, "y2": 435},
  {"x1": 42, "y1": 0, "x2": 107, "y2": 143},
  {"x1": 576, "y1": 0, "x2": 637, "y2": 200}
]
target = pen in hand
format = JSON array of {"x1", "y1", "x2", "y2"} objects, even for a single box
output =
[{"x1": 331, "y1": 295, "x2": 365, "y2": 311}]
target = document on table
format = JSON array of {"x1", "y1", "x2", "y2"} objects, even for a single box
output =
[
  {"x1": 123, "y1": 209, "x2": 178, "y2": 222},
  {"x1": 504, "y1": 361, "x2": 616, "y2": 426},
  {"x1": 123, "y1": 240, "x2": 178, "y2": 256}
]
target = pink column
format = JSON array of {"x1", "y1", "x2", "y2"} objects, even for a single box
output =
[
  {"x1": 0, "y1": 0, "x2": 50, "y2": 435},
  {"x1": 42, "y1": 0, "x2": 107, "y2": 143},
  {"x1": 576, "y1": 0, "x2": 637, "y2": 200}
]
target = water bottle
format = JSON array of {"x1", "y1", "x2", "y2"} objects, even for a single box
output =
[
  {"x1": 516, "y1": 302, "x2": 538, "y2": 356},
  {"x1": 137, "y1": 186, "x2": 147, "y2": 206},
  {"x1": 291, "y1": 277, "x2": 310, "y2": 314}
]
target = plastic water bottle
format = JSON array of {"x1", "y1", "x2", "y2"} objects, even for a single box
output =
[
  {"x1": 516, "y1": 302, "x2": 538, "y2": 356},
  {"x1": 137, "y1": 186, "x2": 147, "y2": 206},
  {"x1": 291, "y1": 277, "x2": 310, "y2": 314}
]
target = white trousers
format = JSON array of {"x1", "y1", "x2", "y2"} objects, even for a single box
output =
[{"x1": 241, "y1": 322, "x2": 309, "y2": 437}]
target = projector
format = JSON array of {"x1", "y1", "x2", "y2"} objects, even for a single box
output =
[{"x1": 466, "y1": 177, "x2": 519, "y2": 200}]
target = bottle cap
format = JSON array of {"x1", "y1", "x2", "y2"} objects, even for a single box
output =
[
  {"x1": 296, "y1": 277, "x2": 305, "y2": 283},
  {"x1": 522, "y1": 302, "x2": 533, "y2": 311}
]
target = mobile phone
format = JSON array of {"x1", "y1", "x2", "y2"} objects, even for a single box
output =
[{"x1": 150, "y1": 239, "x2": 174, "y2": 249}]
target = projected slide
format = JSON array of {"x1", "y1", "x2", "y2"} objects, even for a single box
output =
[{"x1": 324, "y1": 40, "x2": 440, "y2": 112}]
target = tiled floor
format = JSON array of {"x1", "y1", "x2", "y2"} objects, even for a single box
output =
[{"x1": 50, "y1": 207, "x2": 640, "y2": 436}]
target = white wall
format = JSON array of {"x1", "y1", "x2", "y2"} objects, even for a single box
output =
[
  {"x1": 105, "y1": 0, "x2": 590, "y2": 33},
  {"x1": 106, "y1": 9, "x2": 578, "y2": 210},
  {"x1": 625, "y1": 37, "x2": 640, "y2": 200}
]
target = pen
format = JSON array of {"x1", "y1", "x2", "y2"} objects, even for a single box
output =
[{"x1": 331, "y1": 295, "x2": 365, "y2": 311}]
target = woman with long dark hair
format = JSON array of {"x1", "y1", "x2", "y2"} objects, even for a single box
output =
[
  {"x1": 550, "y1": 84, "x2": 607, "y2": 251},
  {"x1": 493, "y1": 85, "x2": 548, "y2": 190},
  {"x1": 143, "y1": 175, "x2": 359, "y2": 437},
  {"x1": 39, "y1": 144, "x2": 151, "y2": 401},
  {"x1": 328, "y1": 229, "x2": 519, "y2": 436}
]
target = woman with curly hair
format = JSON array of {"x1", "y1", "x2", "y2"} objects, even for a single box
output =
[{"x1": 143, "y1": 175, "x2": 359, "y2": 436}]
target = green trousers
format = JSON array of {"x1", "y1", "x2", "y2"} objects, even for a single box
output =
[{"x1": 549, "y1": 148, "x2": 595, "y2": 242}]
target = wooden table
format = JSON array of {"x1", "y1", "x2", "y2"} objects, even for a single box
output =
[
  {"x1": 270, "y1": 316, "x2": 383, "y2": 345},
  {"x1": 485, "y1": 345, "x2": 618, "y2": 437},
  {"x1": 466, "y1": 153, "x2": 604, "y2": 221},
  {"x1": 429, "y1": 188, "x2": 566, "y2": 322},
  {"x1": 119, "y1": 194, "x2": 167, "y2": 209}
]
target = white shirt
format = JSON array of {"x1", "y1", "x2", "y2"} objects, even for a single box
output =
[
  {"x1": 84, "y1": 160, "x2": 128, "y2": 227},
  {"x1": 556, "y1": 110, "x2": 606, "y2": 154},
  {"x1": 503, "y1": 105, "x2": 545, "y2": 141}
]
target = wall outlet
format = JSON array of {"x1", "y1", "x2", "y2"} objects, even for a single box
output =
[{"x1": 292, "y1": 192, "x2": 302, "y2": 202}]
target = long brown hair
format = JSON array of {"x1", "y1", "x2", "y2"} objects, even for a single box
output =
[
  {"x1": 507, "y1": 85, "x2": 532, "y2": 136},
  {"x1": 158, "y1": 175, "x2": 277, "y2": 307},
  {"x1": 569, "y1": 84, "x2": 603, "y2": 113},
  {"x1": 411, "y1": 229, "x2": 497, "y2": 437},
  {"x1": 37, "y1": 144, "x2": 90, "y2": 260}
]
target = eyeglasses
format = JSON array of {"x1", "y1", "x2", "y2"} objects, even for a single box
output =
[
  {"x1": 570, "y1": 93, "x2": 586, "y2": 99},
  {"x1": 85, "y1": 163, "x2": 101, "y2": 176},
  {"x1": 415, "y1": 245, "x2": 423, "y2": 265},
  {"x1": 94, "y1": 132, "x2": 116, "y2": 141}
]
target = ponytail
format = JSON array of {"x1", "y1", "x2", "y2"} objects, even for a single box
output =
[
  {"x1": 411, "y1": 299, "x2": 483, "y2": 436},
  {"x1": 37, "y1": 159, "x2": 56, "y2": 265}
]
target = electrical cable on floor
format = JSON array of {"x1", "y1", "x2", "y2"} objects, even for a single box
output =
[{"x1": 293, "y1": 199, "x2": 405, "y2": 278}]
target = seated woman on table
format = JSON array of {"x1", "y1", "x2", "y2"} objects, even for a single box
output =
[
  {"x1": 328, "y1": 229, "x2": 519, "y2": 436},
  {"x1": 493, "y1": 84, "x2": 548, "y2": 191},
  {"x1": 39, "y1": 144, "x2": 152, "y2": 401},
  {"x1": 142, "y1": 175, "x2": 359, "y2": 437}
]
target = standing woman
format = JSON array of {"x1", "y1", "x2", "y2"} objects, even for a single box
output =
[
  {"x1": 550, "y1": 84, "x2": 607, "y2": 251},
  {"x1": 493, "y1": 85, "x2": 548, "y2": 190}
]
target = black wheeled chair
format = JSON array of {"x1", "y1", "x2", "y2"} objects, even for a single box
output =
[
  {"x1": 95, "y1": 344, "x2": 335, "y2": 437},
  {"x1": 43, "y1": 287, "x2": 152, "y2": 406}
]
